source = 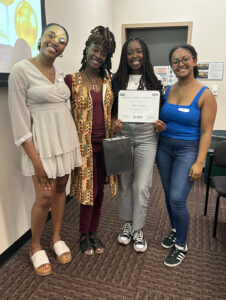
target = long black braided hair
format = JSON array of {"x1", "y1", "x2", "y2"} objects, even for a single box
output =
[
  {"x1": 112, "y1": 37, "x2": 163, "y2": 116},
  {"x1": 80, "y1": 26, "x2": 116, "y2": 78}
]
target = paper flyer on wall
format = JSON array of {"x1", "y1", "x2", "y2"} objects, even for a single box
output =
[
  {"x1": 154, "y1": 66, "x2": 178, "y2": 87},
  {"x1": 197, "y1": 62, "x2": 224, "y2": 80}
]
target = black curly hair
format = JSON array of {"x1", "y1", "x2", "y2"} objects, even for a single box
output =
[
  {"x1": 79, "y1": 25, "x2": 116, "y2": 78},
  {"x1": 169, "y1": 44, "x2": 199, "y2": 78},
  {"x1": 37, "y1": 23, "x2": 69, "y2": 51},
  {"x1": 112, "y1": 37, "x2": 163, "y2": 116}
]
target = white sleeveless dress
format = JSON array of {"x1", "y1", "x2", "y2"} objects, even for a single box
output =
[{"x1": 8, "y1": 59, "x2": 82, "y2": 178}]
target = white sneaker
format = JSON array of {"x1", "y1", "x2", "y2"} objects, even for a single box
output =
[
  {"x1": 133, "y1": 229, "x2": 147, "y2": 253},
  {"x1": 118, "y1": 223, "x2": 133, "y2": 245}
]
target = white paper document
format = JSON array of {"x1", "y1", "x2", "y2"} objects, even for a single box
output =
[{"x1": 118, "y1": 90, "x2": 160, "y2": 123}]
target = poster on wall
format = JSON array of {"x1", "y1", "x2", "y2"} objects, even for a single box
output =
[
  {"x1": 0, "y1": 0, "x2": 43, "y2": 74},
  {"x1": 154, "y1": 62, "x2": 224, "y2": 85},
  {"x1": 154, "y1": 66, "x2": 178, "y2": 87},
  {"x1": 197, "y1": 62, "x2": 224, "y2": 80}
]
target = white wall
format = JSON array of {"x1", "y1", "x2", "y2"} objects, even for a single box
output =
[
  {"x1": 0, "y1": 89, "x2": 34, "y2": 254},
  {"x1": 1, "y1": 0, "x2": 226, "y2": 254},
  {"x1": 111, "y1": 0, "x2": 226, "y2": 129}
]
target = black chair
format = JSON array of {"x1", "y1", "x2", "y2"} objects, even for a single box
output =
[{"x1": 204, "y1": 140, "x2": 226, "y2": 237}]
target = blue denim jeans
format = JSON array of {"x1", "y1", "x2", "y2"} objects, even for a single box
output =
[{"x1": 156, "y1": 136, "x2": 199, "y2": 247}]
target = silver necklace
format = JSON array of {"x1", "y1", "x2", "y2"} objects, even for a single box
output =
[
  {"x1": 130, "y1": 75, "x2": 141, "y2": 87},
  {"x1": 84, "y1": 70, "x2": 99, "y2": 91}
]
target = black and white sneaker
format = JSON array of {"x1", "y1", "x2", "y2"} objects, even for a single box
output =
[
  {"x1": 161, "y1": 229, "x2": 176, "y2": 249},
  {"x1": 133, "y1": 229, "x2": 147, "y2": 253},
  {"x1": 118, "y1": 223, "x2": 133, "y2": 245},
  {"x1": 164, "y1": 244, "x2": 188, "y2": 267}
]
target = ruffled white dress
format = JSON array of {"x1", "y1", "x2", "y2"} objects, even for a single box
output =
[{"x1": 8, "y1": 59, "x2": 82, "y2": 178}]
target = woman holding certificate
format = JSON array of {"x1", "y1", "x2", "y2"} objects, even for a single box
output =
[
  {"x1": 112, "y1": 37, "x2": 165, "y2": 253},
  {"x1": 156, "y1": 45, "x2": 217, "y2": 267}
]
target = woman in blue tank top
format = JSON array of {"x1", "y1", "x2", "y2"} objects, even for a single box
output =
[{"x1": 156, "y1": 44, "x2": 217, "y2": 267}]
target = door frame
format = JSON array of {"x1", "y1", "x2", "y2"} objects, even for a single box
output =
[{"x1": 122, "y1": 22, "x2": 193, "y2": 45}]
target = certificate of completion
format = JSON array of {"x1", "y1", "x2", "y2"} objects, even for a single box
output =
[{"x1": 118, "y1": 90, "x2": 160, "y2": 123}]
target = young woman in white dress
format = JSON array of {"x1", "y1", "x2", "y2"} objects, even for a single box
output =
[{"x1": 8, "y1": 23, "x2": 82, "y2": 276}]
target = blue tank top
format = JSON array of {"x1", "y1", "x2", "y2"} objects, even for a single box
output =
[{"x1": 160, "y1": 85, "x2": 208, "y2": 140}]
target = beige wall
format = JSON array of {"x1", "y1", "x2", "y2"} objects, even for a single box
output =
[
  {"x1": 1, "y1": 0, "x2": 226, "y2": 254},
  {"x1": 111, "y1": 0, "x2": 226, "y2": 129},
  {"x1": 0, "y1": 89, "x2": 34, "y2": 254}
]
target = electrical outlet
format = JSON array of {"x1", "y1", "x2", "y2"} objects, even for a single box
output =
[{"x1": 211, "y1": 85, "x2": 218, "y2": 96}]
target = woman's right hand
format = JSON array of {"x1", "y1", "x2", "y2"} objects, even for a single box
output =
[
  {"x1": 112, "y1": 118, "x2": 123, "y2": 133},
  {"x1": 22, "y1": 140, "x2": 53, "y2": 190},
  {"x1": 34, "y1": 161, "x2": 53, "y2": 191}
]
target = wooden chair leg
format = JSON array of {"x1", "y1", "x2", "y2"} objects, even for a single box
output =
[{"x1": 213, "y1": 194, "x2": 221, "y2": 238}]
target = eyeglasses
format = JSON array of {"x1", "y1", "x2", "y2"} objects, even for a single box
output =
[
  {"x1": 47, "y1": 31, "x2": 67, "y2": 45},
  {"x1": 171, "y1": 55, "x2": 194, "y2": 67}
]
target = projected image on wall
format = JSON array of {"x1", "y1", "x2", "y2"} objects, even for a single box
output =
[{"x1": 0, "y1": 0, "x2": 43, "y2": 73}]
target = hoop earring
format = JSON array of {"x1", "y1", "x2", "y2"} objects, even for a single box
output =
[
  {"x1": 59, "y1": 54, "x2": 63, "y2": 58},
  {"x1": 37, "y1": 38, "x2": 41, "y2": 51}
]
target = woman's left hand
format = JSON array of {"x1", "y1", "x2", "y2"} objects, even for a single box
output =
[
  {"x1": 189, "y1": 162, "x2": 203, "y2": 181},
  {"x1": 152, "y1": 120, "x2": 167, "y2": 133},
  {"x1": 112, "y1": 118, "x2": 123, "y2": 133}
]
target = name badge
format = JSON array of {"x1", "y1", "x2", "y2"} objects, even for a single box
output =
[
  {"x1": 178, "y1": 108, "x2": 190, "y2": 113},
  {"x1": 57, "y1": 77, "x2": 64, "y2": 82}
]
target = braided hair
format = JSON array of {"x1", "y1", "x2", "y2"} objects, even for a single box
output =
[
  {"x1": 169, "y1": 44, "x2": 199, "y2": 78},
  {"x1": 80, "y1": 26, "x2": 116, "y2": 78},
  {"x1": 112, "y1": 37, "x2": 163, "y2": 116}
]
